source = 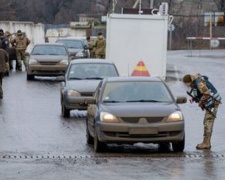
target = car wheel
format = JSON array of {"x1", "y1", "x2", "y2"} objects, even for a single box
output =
[
  {"x1": 86, "y1": 122, "x2": 94, "y2": 145},
  {"x1": 172, "y1": 136, "x2": 185, "y2": 152},
  {"x1": 62, "y1": 102, "x2": 70, "y2": 118},
  {"x1": 158, "y1": 142, "x2": 171, "y2": 152},
  {"x1": 27, "y1": 74, "x2": 34, "y2": 80},
  {"x1": 94, "y1": 129, "x2": 106, "y2": 152}
]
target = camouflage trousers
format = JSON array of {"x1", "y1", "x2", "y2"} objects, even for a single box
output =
[
  {"x1": 0, "y1": 73, "x2": 4, "y2": 98},
  {"x1": 203, "y1": 103, "x2": 219, "y2": 138},
  {"x1": 16, "y1": 49, "x2": 27, "y2": 70}
]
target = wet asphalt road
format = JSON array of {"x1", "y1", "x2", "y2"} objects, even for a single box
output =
[{"x1": 1, "y1": 50, "x2": 225, "y2": 180}]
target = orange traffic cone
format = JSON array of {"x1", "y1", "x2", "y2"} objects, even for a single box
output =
[{"x1": 131, "y1": 61, "x2": 150, "y2": 77}]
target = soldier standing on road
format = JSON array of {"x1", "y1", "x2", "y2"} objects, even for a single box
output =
[
  {"x1": 0, "y1": 42, "x2": 9, "y2": 99},
  {"x1": 95, "y1": 32, "x2": 106, "y2": 59},
  {"x1": 11, "y1": 30, "x2": 30, "y2": 71},
  {"x1": 87, "y1": 36, "x2": 96, "y2": 58},
  {"x1": 0, "y1": 30, "x2": 10, "y2": 76},
  {"x1": 183, "y1": 74, "x2": 222, "y2": 150}
]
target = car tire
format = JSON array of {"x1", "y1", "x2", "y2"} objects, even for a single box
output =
[
  {"x1": 62, "y1": 102, "x2": 70, "y2": 118},
  {"x1": 158, "y1": 142, "x2": 171, "y2": 152},
  {"x1": 27, "y1": 74, "x2": 34, "y2": 81},
  {"x1": 86, "y1": 123, "x2": 94, "y2": 145},
  {"x1": 94, "y1": 129, "x2": 106, "y2": 153},
  {"x1": 172, "y1": 136, "x2": 185, "y2": 152}
]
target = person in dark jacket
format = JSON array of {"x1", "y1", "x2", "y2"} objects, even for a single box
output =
[
  {"x1": 183, "y1": 73, "x2": 222, "y2": 150},
  {"x1": 0, "y1": 41, "x2": 9, "y2": 99},
  {"x1": 0, "y1": 29, "x2": 9, "y2": 51}
]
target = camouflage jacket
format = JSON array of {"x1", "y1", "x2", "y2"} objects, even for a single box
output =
[
  {"x1": 95, "y1": 35, "x2": 106, "y2": 56},
  {"x1": 191, "y1": 74, "x2": 221, "y2": 108},
  {"x1": 0, "y1": 49, "x2": 9, "y2": 73},
  {"x1": 11, "y1": 35, "x2": 30, "y2": 50}
]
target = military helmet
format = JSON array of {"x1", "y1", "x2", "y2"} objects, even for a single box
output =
[
  {"x1": 5, "y1": 31, "x2": 11, "y2": 37},
  {"x1": 17, "y1": 30, "x2": 23, "y2": 35},
  {"x1": 0, "y1": 29, "x2": 3, "y2": 36},
  {"x1": 183, "y1": 74, "x2": 192, "y2": 83}
]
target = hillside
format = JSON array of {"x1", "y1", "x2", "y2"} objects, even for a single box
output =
[{"x1": 0, "y1": 0, "x2": 222, "y2": 23}]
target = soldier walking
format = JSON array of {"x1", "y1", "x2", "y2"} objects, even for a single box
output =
[
  {"x1": 11, "y1": 30, "x2": 30, "y2": 71},
  {"x1": 0, "y1": 42, "x2": 9, "y2": 99},
  {"x1": 183, "y1": 74, "x2": 222, "y2": 150},
  {"x1": 95, "y1": 32, "x2": 106, "y2": 59}
]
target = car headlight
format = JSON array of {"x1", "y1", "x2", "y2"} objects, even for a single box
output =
[
  {"x1": 76, "y1": 51, "x2": 84, "y2": 57},
  {"x1": 59, "y1": 60, "x2": 69, "y2": 65},
  {"x1": 100, "y1": 112, "x2": 120, "y2": 123},
  {"x1": 29, "y1": 59, "x2": 38, "y2": 65},
  {"x1": 167, "y1": 111, "x2": 183, "y2": 122},
  {"x1": 67, "y1": 90, "x2": 80, "y2": 97}
]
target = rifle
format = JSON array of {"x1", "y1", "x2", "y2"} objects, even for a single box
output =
[{"x1": 187, "y1": 91, "x2": 216, "y2": 118}]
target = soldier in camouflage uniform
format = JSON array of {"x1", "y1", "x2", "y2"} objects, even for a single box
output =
[
  {"x1": 0, "y1": 42, "x2": 9, "y2": 99},
  {"x1": 183, "y1": 74, "x2": 222, "y2": 150},
  {"x1": 95, "y1": 32, "x2": 106, "y2": 59},
  {"x1": 86, "y1": 36, "x2": 96, "y2": 58},
  {"x1": 0, "y1": 30, "x2": 10, "y2": 75},
  {"x1": 11, "y1": 30, "x2": 30, "y2": 71}
]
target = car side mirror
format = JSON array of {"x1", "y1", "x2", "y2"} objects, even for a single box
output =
[
  {"x1": 85, "y1": 98, "x2": 97, "y2": 105},
  {"x1": 176, "y1": 96, "x2": 187, "y2": 104}
]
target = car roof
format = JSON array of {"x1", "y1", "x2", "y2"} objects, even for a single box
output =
[
  {"x1": 104, "y1": 76, "x2": 162, "y2": 82},
  {"x1": 34, "y1": 43, "x2": 66, "y2": 47},
  {"x1": 70, "y1": 59, "x2": 116, "y2": 65},
  {"x1": 57, "y1": 37, "x2": 85, "y2": 41}
]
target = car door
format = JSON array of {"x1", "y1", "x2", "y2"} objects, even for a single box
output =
[{"x1": 87, "y1": 81, "x2": 102, "y2": 136}]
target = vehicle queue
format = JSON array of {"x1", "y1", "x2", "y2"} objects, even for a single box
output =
[{"x1": 0, "y1": 29, "x2": 187, "y2": 153}]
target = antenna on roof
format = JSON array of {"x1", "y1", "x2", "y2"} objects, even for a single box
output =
[
  {"x1": 112, "y1": 0, "x2": 117, "y2": 13},
  {"x1": 132, "y1": 0, "x2": 143, "y2": 14}
]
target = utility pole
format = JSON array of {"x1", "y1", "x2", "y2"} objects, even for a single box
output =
[
  {"x1": 221, "y1": 0, "x2": 225, "y2": 11},
  {"x1": 150, "y1": 0, "x2": 154, "y2": 9}
]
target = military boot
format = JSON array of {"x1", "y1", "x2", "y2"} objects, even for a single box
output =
[{"x1": 196, "y1": 136, "x2": 211, "y2": 150}]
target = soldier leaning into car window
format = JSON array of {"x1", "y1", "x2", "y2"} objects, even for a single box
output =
[
  {"x1": 183, "y1": 74, "x2": 222, "y2": 150},
  {"x1": 11, "y1": 30, "x2": 30, "y2": 71},
  {"x1": 0, "y1": 42, "x2": 9, "y2": 99}
]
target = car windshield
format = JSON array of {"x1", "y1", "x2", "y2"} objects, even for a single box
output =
[
  {"x1": 102, "y1": 81, "x2": 173, "y2": 103},
  {"x1": 32, "y1": 45, "x2": 67, "y2": 56},
  {"x1": 68, "y1": 63, "x2": 118, "y2": 80},
  {"x1": 57, "y1": 40, "x2": 83, "y2": 49}
]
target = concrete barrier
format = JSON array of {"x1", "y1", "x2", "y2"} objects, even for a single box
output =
[{"x1": 0, "y1": 21, "x2": 45, "y2": 53}]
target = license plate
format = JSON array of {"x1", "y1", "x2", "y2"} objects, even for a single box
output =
[{"x1": 129, "y1": 128, "x2": 158, "y2": 135}]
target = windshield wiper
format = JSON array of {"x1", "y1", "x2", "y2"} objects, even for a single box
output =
[
  {"x1": 48, "y1": 54, "x2": 62, "y2": 56},
  {"x1": 69, "y1": 77, "x2": 84, "y2": 80},
  {"x1": 103, "y1": 100, "x2": 122, "y2": 103},
  {"x1": 126, "y1": 100, "x2": 163, "y2": 103},
  {"x1": 85, "y1": 77, "x2": 103, "y2": 80},
  {"x1": 32, "y1": 53, "x2": 43, "y2": 55}
]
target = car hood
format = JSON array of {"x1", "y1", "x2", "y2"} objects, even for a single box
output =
[
  {"x1": 30, "y1": 55, "x2": 68, "y2": 62},
  {"x1": 100, "y1": 103, "x2": 180, "y2": 117},
  {"x1": 66, "y1": 80, "x2": 101, "y2": 93}
]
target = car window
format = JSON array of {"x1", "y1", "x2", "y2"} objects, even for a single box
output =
[
  {"x1": 32, "y1": 45, "x2": 67, "y2": 56},
  {"x1": 102, "y1": 81, "x2": 173, "y2": 103},
  {"x1": 67, "y1": 63, "x2": 118, "y2": 79},
  {"x1": 57, "y1": 40, "x2": 83, "y2": 49}
]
